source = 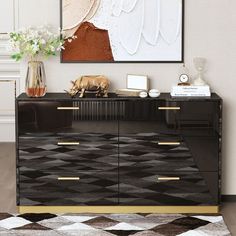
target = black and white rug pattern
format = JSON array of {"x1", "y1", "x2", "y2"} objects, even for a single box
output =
[{"x1": 0, "y1": 213, "x2": 231, "y2": 235}]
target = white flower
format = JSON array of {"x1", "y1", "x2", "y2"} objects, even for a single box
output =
[
  {"x1": 50, "y1": 45, "x2": 55, "y2": 52},
  {"x1": 57, "y1": 46, "x2": 65, "y2": 51},
  {"x1": 32, "y1": 44, "x2": 39, "y2": 53},
  {"x1": 8, "y1": 25, "x2": 76, "y2": 60},
  {"x1": 40, "y1": 39, "x2": 46, "y2": 44}
]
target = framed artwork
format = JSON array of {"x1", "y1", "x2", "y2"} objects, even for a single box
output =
[{"x1": 60, "y1": 0, "x2": 184, "y2": 63}]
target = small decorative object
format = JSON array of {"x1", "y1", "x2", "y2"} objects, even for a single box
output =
[
  {"x1": 116, "y1": 74, "x2": 149, "y2": 97},
  {"x1": 149, "y1": 89, "x2": 160, "y2": 98},
  {"x1": 171, "y1": 60, "x2": 211, "y2": 97},
  {"x1": 179, "y1": 74, "x2": 190, "y2": 84},
  {"x1": 127, "y1": 74, "x2": 149, "y2": 91},
  {"x1": 171, "y1": 85, "x2": 211, "y2": 97},
  {"x1": 9, "y1": 26, "x2": 76, "y2": 97},
  {"x1": 139, "y1": 91, "x2": 148, "y2": 98},
  {"x1": 193, "y1": 57, "x2": 207, "y2": 86},
  {"x1": 116, "y1": 89, "x2": 141, "y2": 97},
  {"x1": 25, "y1": 61, "x2": 46, "y2": 97},
  {"x1": 178, "y1": 64, "x2": 190, "y2": 86},
  {"x1": 66, "y1": 75, "x2": 110, "y2": 98}
]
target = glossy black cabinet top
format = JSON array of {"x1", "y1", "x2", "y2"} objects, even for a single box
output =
[{"x1": 17, "y1": 92, "x2": 222, "y2": 102}]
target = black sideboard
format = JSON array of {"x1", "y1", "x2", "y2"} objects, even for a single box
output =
[{"x1": 16, "y1": 93, "x2": 222, "y2": 213}]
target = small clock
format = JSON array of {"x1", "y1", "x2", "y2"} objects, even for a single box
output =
[{"x1": 179, "y1": 74, "x2": 189, "y2": 83}]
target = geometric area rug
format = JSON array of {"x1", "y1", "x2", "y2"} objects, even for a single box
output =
[{"x1": 0, "y1": 213, "x2": 231, "y2": 236}]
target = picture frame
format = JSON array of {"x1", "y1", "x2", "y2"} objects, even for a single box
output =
[
  {"x1": 60, "y1": 0, "x2": 185, "y2": 63},
  {"x1": 126, "y1": 74, "x2": 149, "y2": 91}
]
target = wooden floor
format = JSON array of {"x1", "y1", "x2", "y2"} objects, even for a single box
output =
[
  {"x1": 221, "y1": 202, "x2": 236, "y2": 235},
  {"x1": 0, "y1": 143, "x2": 235, "y2": 235}
]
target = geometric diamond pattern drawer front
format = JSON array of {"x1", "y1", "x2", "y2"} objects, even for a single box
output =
[
  {"x1": 19, "y1": 133, "x2": 118, "y2": 173},
  {"x1": 19, "y1": 170, "x2": 118, "y2": 206},
  {"x1": 119, "y1": 133, "x2": 198, "y2": 172},
  {"x1": 119, "y1": 171, "x2": 218, "y2": 206}
]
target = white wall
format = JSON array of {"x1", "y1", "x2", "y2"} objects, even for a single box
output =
[
  {"x1": 0, "y1": 0, "x2": 20, "y2": 142},
  {"x1": 17, "y1": 0, "x2": 236, "y2": 195}
]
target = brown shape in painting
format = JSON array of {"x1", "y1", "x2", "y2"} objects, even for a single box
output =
[{"x1": 62, "y1": 22, "x2": 114, "y2": 62}]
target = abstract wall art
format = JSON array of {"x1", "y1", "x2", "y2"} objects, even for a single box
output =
[{"x1": 61, "y1": 0, "x2": 184, "y2": 63}]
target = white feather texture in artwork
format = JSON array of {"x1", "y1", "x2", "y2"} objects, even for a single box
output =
[
  {"x1": 114, "y1": 0, "x2": 181, "y2": 56},
  {"x1": 122, "y1": 0, "x2": 139, "y2": 13},
  {"x1": 142, "y1": 0, "x2": 161, "y2": 45},
  {"x1": 160, "y1": 0, "x2": 182, "y2": 44},
  {"x1": 112, "y1": 0, "x2": 124, "y2": 17},
  {"x1": 62, "y1": 0, "x2": 183, "y2": 61},
  {"x1": 118, "y1": 0, "x2": 144, "y2": 55}
]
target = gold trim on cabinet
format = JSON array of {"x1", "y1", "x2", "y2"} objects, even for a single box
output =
[
  {"x1": 57, "y1": 142, "x2": 80, "y2": 146},
  {"x1": 18, "y1": 206, "x2": 219, "y2": 214},
  {"x1": 158, "y1": 107, "x2": 180, "y2": 110},
  {"x1": 158, "y1": 177, "x2": 180, "y2": 181},
  {"x1": 57, "y1": 177, "x2": 80, "y2": 181},
  {"x1": 158, "y1": 142, "x2": 181, "y2": 145},
  {"x1": 57, "y1": 107, "x2": 79, "y2": 110}
]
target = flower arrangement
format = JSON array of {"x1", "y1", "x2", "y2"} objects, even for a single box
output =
[
  {"x1": 8, "y1": 26, "x2": 77, "y2": 98},
  {"x1": 9, "y1": 25, "x2": 76, "y2": 61}
]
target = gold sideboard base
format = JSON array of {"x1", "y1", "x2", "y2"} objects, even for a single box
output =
[{"x1": 19, "y1": 206, "x2": 219, "y2": 214}]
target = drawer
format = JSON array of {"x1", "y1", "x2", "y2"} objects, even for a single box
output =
[
  {"x1": 18, "y1": 101, "x2": 119, "y2": 133},
  {"x1": 119, "y1": 134, "x2": 218, "y2": 172},
  {"x1": 121, "y1": 100, "x2": 165, "y2": 121},
  {"x1": 18, "y1": 101, "x2": 73, "y2": 132},
  {"x1": 18, "y1": 133, "x2": 118, "y2": 172},
  {"x1": 19, "y1": 170, "x2": 118, "y2": 206},
  {"x1": 161, "y1": 101, "x2": 220, "y2": 136},
  {"x1": 119, "y1": 172, "x2": 219, "y2": 206},
  {"x1": 119, "y1": 134, "x2": 197, "y2": 172},
  {"x1": 119, "y1": 101, "x2": 220, "y2": 138}
]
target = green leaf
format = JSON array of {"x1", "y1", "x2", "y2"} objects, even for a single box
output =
[{"x1": 11, "y1": 53, "x2": 23, "y2": 61}]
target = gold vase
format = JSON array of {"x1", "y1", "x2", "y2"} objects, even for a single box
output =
[{"x1": 25, "y1": 61, "x2": 46, "y2": 97}]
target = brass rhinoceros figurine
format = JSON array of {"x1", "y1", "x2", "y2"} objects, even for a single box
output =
[{"x1": 65, "y1": 75, "x2": 110, "y2": 98}]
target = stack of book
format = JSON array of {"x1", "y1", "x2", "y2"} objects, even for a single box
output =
[
  {"x1": 115, "y1": 89, "x2": 142, "y2": 97},
  {"x1": 171, "y1": 85, "x2": 211, "y2": 97}
]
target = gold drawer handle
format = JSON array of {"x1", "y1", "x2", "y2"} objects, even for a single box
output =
[
  {"x1": 57, "y1": 107, "x2": 79, "y2": 110},
  {"x1": 158, "y1": 107, "x2": 180, "y2": 110},
  {"x1": 158, "y1": 177, "x2": 180, "y2": 181},
  {"x1": 58, "y1": 177, "x2": 80, "y2": 181},
  {"x1": 158, "y1": 142, "x2": 180, "y2": 145},
  {"x1": 57, "y1": 142, "x2": 80, "y2": 145}
]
